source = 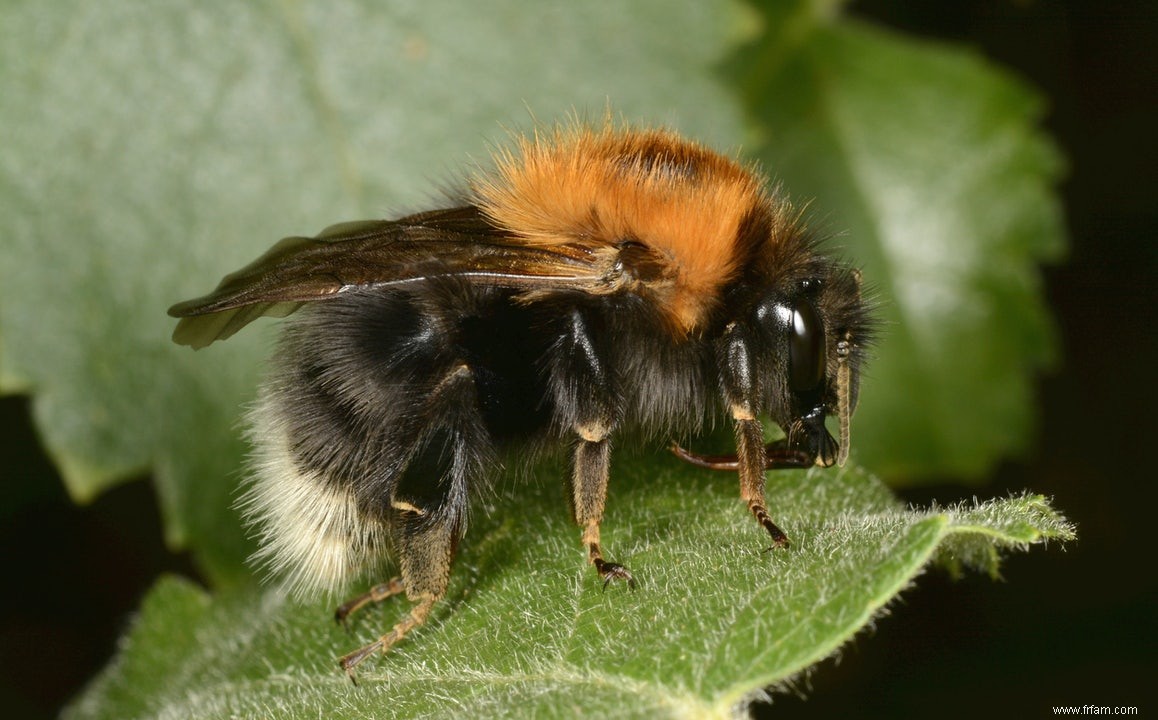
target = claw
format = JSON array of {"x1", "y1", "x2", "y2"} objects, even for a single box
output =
[{"x1": 595, "y1": 559, "x2": 637, "y2": 590}]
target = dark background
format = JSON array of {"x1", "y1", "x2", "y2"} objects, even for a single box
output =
[{"x1": 2, "y1": 1, "x2": 1154, "y2": 717}]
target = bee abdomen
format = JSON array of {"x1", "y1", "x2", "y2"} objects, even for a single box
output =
[{"x1": 240, "y1": 391, "x2": 389, "y2": 599}]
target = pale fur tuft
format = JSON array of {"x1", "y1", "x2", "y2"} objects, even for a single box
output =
[{"x1": 237, "y1": 391, "x2": 389, "y2": 599}]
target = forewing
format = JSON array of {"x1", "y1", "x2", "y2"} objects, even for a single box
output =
[{"x1": 168, "y1": 207, "x2": 608, "y2": 349}]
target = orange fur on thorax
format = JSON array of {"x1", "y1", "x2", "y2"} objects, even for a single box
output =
[{"x1": 473, "y1": 125, "x2": 769, "y2": 334}]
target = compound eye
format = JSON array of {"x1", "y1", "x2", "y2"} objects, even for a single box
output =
[{"x1": 789, "y1": 299, "x2": 826, "y2": 394}]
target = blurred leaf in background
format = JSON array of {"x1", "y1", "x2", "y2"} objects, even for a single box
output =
[
  {"x1": 0, "y1": 0, "x2": 1069, "y2": 717},
  {"x1": 733, "y1": 1, "x2": 1065, "y2": 478},
  {"x1": 0, "y1": 0, "x2": 752, "y2": 584}
]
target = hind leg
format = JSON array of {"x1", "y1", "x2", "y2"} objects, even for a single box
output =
[
  {"x1": 337, "y1": 363, "x2": 492, "y2": 679},
  {"x1": 335, "y1": 508, "x2": 455, "y2": 680}
]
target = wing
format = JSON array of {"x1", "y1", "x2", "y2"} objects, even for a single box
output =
[{"x1": 168, "y1": 206, "x2": 614, "y2": 349}]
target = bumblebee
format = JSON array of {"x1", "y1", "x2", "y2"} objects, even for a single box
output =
[{"x1": 169, "y1": 123, "x2": 875, "y2": 676}]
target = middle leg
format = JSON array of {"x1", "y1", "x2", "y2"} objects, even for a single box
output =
[
  {"x1": 571, "y1": 425, "x2": 635, "y2": 588},
  {"x1": 549, "y1": 308, "x2": 633, "y2": 588}
]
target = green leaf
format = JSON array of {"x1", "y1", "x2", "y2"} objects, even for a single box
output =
[
  {"x1": 64, "y1": 460, "x2": 1072, "y2": 719},
  {"x1": 731, "y1": 7, "x2": 1067, "y2": 479},
  {"x1": 0, "y1": 0, "x2": 752, "y2": 583}
]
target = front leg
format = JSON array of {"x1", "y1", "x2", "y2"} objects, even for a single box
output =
[
  {"x1": 734, "y1": 415, "x2": 790, "y2": 548},
  {"x1": 718, "y1": 322, "x2": 791, "y2": 549},
  {"x1": 552, "y1": 308, "x2": 634, "y2": 589}
]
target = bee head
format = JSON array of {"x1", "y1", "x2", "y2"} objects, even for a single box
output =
[{"x1": 742, "y1": 266, "x2": 870, "y2": 468}]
